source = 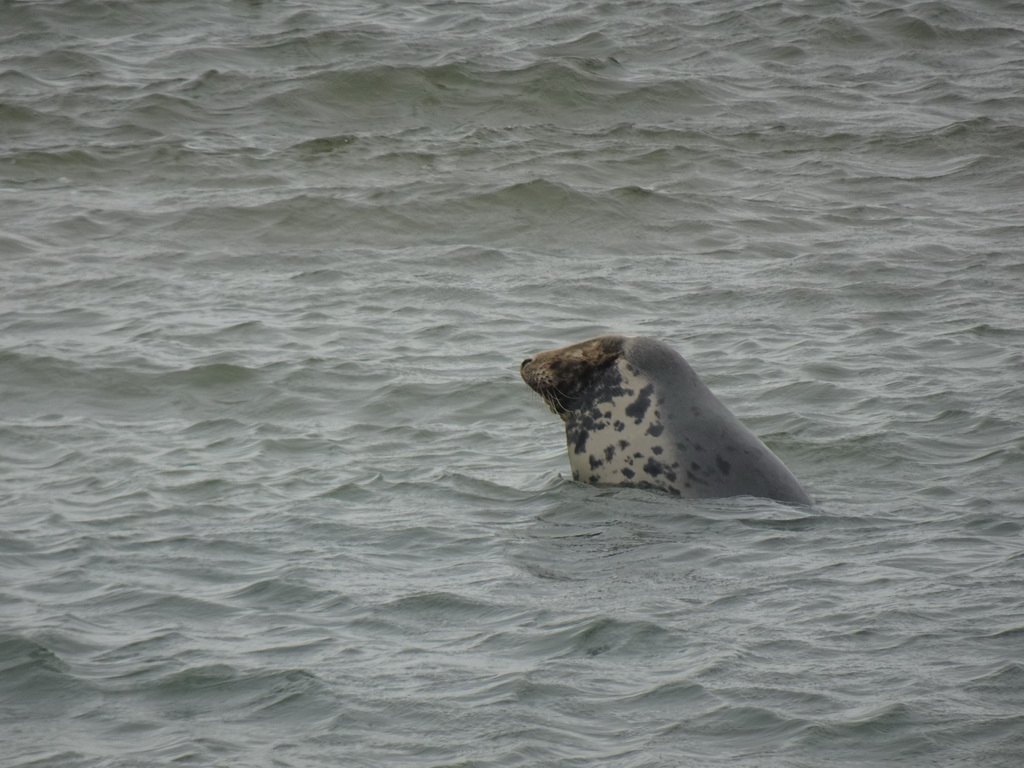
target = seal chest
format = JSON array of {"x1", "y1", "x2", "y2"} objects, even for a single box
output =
[
  {"x1": 563, "y1": 360, "x2": 681, "y2": 491},
  {"x1": 521, "y1": 334, "x2": 811, "y2": 505}
]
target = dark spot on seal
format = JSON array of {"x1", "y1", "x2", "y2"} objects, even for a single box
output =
[
  {"x1": 633, "y1": 452, "x2": 643, "y2": 458},
  {"x1": 604, "y1": 445, "x2": 616, "y2": 462},
  {"x1": 572, "y1": 428, "x2": 590, "y2": 454},
  {"x1": 691, "y1": 462, "x2": 701, "y2": 471},
  {"x1": 613, "y1": 420, "x2": 625, "y2": 432},
  {"x1": 589, "y1": 474, "x2": 599, "y2": 482},
  {"x1": 643, "y1": 457, "x2": 664, "y2": 477},
  {"x1": 603, "y1": 411, "x2": 612, "y2": 419},
  {"x1": 686, "y1": 470, "x2": 708, "y2": 486},
  {"x1": 645, "y1": 423, "x2": 664, "y2": 438},
  {"x1": 652, "y1": 446, "x2": 663, "y2": 455},
  {"x1": 691, "y1": 407, "x2": 702, "y2": 417},
  {"x1": 589, "y1": 455, "x2": 604, "y2": 470},
  {"x1": 572, "y1": 469, "x2": 580, "y2": 481},
  {"x1": 625, "y1": 384, "x2": 654, "y2": 424},
  {"x1": 621, "y1": 468, "x2": 635, "y2": 479},
  {"x1": 618, "y1": 440, "x2": 630, "y2": 450},
  {"x1": 716, "y1": 455, "x2": 731, "y2": 475}
]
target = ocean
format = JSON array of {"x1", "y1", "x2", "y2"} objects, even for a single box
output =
[{"x1": 2, "y1": 0, "x2": 1023, "y2": 765}]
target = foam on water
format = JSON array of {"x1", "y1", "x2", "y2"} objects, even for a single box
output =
[{"x1": 2, "y1": 0, "x2": 1023, "y2": 766}]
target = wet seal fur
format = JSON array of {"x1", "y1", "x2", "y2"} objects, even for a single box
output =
[{"x1": 520, "y1": 335, "x2": 811, "y2": 505}]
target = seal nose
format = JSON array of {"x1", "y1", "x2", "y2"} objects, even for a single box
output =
[{"x1": 520, "y1": 357, "x2": 532, "y2": 370}]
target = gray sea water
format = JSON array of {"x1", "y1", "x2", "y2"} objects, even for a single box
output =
[{"x1": 3, "y1": 0, "x2": 1024, "y2": 765}]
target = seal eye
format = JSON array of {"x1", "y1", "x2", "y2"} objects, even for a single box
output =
[{"x1": 521, "y1": 357, "x2": 533, "y2": 369}]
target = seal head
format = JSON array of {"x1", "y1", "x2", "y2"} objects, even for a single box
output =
[{"x1": 521, "y1": 334, "x2": 811, "y2": 505}]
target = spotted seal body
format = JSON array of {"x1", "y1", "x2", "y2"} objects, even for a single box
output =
[{"x1": 520, "y1": 335, "x2": 811, "y2": 505}]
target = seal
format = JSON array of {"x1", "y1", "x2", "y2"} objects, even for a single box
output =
[{"x1": 520, "y1": 335, "x2": 811, "y2": 504}]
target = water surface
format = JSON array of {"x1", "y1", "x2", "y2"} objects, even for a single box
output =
[{"x1": 2, "y1": 1, "x2": 1023, "y2": 765}]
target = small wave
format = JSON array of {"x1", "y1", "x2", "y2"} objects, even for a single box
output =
[
  {"x1": 229, "y1": 578, "x2": 336, "y2": 608},
  {"x1": 666, "y1": 702, "x2": 809, "y2": 745},
  {"x1": 160, "y1": 362, "x2": 257, "y2": 387},
  {"x1": 1, "y1": 149, "x2": 104, "y2": 186},
  {"x1": 798, "y1": 701, "x2": 931, "y2": 758},
  {"x1": 151, "y1": 663, "x2": 326, "y2": 710},
  {"x1": 290, "y1": 134, "x2": 359, "y2": 155},
  {"x1": 546, "y1": 615, "x2": 675, "y2": 659},
  {"x1": 373, "y1": 591, "x2": 507, "y2": 625},
  {"x1": 866, "y1": 6, "x2": 1024, "y2": 48}
]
